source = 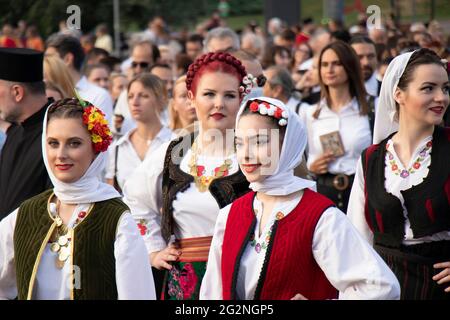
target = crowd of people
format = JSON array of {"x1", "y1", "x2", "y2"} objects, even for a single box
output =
[{"x1": 0, "y1": 10, "x2": 449, "y2": 300}]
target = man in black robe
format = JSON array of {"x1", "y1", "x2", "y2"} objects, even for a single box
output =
[{"x1": 0, "y1": 48, "x2": 53, "y2": 221}]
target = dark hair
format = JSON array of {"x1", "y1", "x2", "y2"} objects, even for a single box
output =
[
  {"x1": 85, "y1": 47, "x2": 109, "y2": 63},
  {"x1": 331, "y1": 30, "x2": 351, "y2": 43},
  {"x1": 47, "y1": 98, "x2": 86, "y2": 122},
  {"x1": 280, "y1": 29, "x2": 296, "y2": 42},
  {"x1": 46, "y1": 34, "x2": 85, "y2": 72},
  {"x1": 187, "y1": 34, "x2": 204, "y2": 45},
  {"x1": 261, "y1": 45, "x2": 292, "y2": 69},
  {"x1": 175, "y1": 53, "x2": 193, "y2": 75},
  {"x1": 395, "y1": 48, "x2": 447, "y2": 113},
  {"x1": 350, "y1": 35, "x2": 376, "y2": 47},
  {"x1": 22, "y1": 81, "x2": 46, "y2": 95},
  {"x1": 315, "y1": 40, "x2": 368, "y2": 118},
  {"x1": 84, "y1": 63, "x2": 111, "y2": 78},
  {"x1": 99, "y1": 56, "x2": 122, "y2": 71},
  {"x1": 186, "y1": 52, "x2": 247, "y2": 96},
  {"x1": 239, "y1": 99, "x2": 287, "y2": 140}
]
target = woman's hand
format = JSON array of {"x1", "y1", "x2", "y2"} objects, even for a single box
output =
[
  {"x1": 433, "y1": 261, "x2": 450, "y2": 292},
  {"x1": 309, "y1": 151, "x2": 335, "y2": 175},
  {"x1": 291, "y1": 293, "x2": 308, "y2": 300},
  {"x1": 150, "y1": 244, "x2": 181, "y2": 270}
]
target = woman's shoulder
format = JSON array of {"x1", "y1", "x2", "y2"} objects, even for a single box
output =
[{"x1": 20, "y1": 189, "x2": 54, "y2": 208}]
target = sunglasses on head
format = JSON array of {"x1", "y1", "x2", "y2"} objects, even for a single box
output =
[{"x1": 131, "y1": 61, "x2": 150, "y2": 69}]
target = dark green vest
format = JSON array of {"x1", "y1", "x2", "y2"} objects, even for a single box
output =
[{"x1": 14, "y1": 189, "x2": 128, "y2": 300}]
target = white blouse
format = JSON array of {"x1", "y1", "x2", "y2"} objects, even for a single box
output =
[
  {"x1": 200, "y1": 191, "x2": 400, "y2": 300},
  {"x1": 105, "y1": 126, "x2": 174, "y2": 190},
  {"x1": 0, "y1": 204, "x2": 156, "y2": 300},
  {"x1": 122, "y1": 141, "x2": 239, "y2": 254},
  {"x1": 300, "y1": 98, "x2": 373, "y2": 175},
  {"x1": 347, "y1": 135, "x2": 450, "y2": 245}
]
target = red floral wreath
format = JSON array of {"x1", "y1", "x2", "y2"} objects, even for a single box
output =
[{"x1": 81, "y1": 105, "x2": 113, "y2": 153}]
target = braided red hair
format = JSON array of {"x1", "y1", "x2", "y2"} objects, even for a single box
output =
[{"x1": 186, "y1": 52, "x2": 247, "y2": 96}]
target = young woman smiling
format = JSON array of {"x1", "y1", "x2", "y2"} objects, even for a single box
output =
[
  {"x1": 0, "y1": 98, "x2": 155, "y2": 299},
  {"x1": 122, "y1": 52, "x2": 251, "y2": 300},
  {"x1": 348, "y1": 48, "x2": 450, "y2": 300}
]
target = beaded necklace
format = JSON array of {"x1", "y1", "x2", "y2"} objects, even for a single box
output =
[{"x1": 188, "y1": 139, "x2": 233, "y2": 192}]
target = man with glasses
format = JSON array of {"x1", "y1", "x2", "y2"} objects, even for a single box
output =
[{"x1": 114, "y1": 41, "x2": 156, "y2": 135}]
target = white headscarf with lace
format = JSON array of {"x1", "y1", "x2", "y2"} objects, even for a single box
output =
[{"x1": 235, "y1": 96, "x2": 316, "y2": 195}]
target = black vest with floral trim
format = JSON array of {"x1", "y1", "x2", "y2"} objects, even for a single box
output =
[
  {"x1": 160, "y1": 132, "x2": 250, "y2": 243},
  {"x1": 362, "y1": 126, "x2": 450, "y2": 248}
]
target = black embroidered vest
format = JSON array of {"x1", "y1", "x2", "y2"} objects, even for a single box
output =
[
  {"x1": 160, "y1": 132, "x2": 250, "y2": 242},
  {"x1": 362, "y1": 126, "x2": 450, "y2": 248},
  {"x1": 14, "y1": 189, "x2": 128, "y2": 300}
]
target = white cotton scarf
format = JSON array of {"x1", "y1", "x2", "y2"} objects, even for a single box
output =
[
  {"x1": 235, "y1": 96, "x2": 316, "y2": 195},
  {"x1": 373, "y1": 51, "x2": 415, "y2": 144},
  {"x1": 42, "y1": 106, "x2": 121, "y2": 204}
]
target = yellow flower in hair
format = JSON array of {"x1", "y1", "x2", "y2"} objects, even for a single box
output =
[{"x1": 92, "y1": 134, "x2": 103, "y2": 143}]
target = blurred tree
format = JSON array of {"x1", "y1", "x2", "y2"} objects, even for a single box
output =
[{"x1": 0, "y1": 0, "x2": 263, "y2": 37}]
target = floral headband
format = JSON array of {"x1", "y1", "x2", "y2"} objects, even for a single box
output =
[
  {"x1": 74, "y1": 90, "x2": 112, "y2": 153},
  {"x1": 239, "y1": 73, "x2": 263, "y2": 97},
  {"x1": 248, "y1": 100, "x2": 288, "y2": 126}
]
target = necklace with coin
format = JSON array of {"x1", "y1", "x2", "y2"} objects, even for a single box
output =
[{"x1": 49, "y1": 200, "x2": 86, "y2": 269}]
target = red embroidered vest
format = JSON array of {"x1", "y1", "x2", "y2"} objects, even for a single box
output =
[{"x1": 221, "y1": 188, "x2": 338, "y2": 300}]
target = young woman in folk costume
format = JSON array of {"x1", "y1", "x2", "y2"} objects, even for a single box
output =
[
  {"x1": 347, "y1": 48, "x2": 450, "y2": 300},
  {"x1": 200, "y1": 96, "x2": 400, "y2": 300},
  {"x1": 0, "y1": 98, "x2": 155, "y2": 299},
  {"x1": 122, "y1": 52, "x2": 251, "y2": 300}
]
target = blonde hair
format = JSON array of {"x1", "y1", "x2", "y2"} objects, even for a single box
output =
[
  {"x1": 43, "y1": 55, "x2": 76, "y2": 98},
  {"x1": 168, "y1": 75, "x2": 195, "y2": 133}
]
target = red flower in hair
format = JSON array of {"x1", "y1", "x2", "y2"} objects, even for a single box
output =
[
  {"x1": 82, "y1": 105, "x2": 113, "y2": 153},
  {"x1": 274, "y1": 108, "x2": 283, "y2": 119},
  {"x1": 249, "y1": 101, "x2": 259, "y2": 112}
]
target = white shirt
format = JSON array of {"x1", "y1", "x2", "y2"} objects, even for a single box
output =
[
  {"x1": 76, "y1": 76, "x2": 114, "y2": 125},
  {"x1": 122, "y1": 142, "x2": 239, "y2": 254},
  {"x1": 0, "y1": 205, "x2": 156, "y2": 300},
  {"x1": 285, "y1": 95, "x2": 302, "y2": 113},
  {"x1": 105, "y1": 126, "x2": 174, "y2": 190},
  {"x1": 300, "y1": 98, "x2": 372, "y2": 175},
  {"x1": 365, "y1": 72, "x2": 380, "y2": 97},
  {"x1": 347, "y1": 136, "x2": 450, "y2": 245},
  {"x1": 200, "y1": 192, "x2": 400, "y2": 300},
  {"x1": 114, "y1": 90, "x2": 169, "y2": 136}
]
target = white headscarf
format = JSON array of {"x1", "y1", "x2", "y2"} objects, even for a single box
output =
[
  {"x1": 236, "y1": 96, "x2": 316, "y2": 195},
  {"x1": 373, "y1": 51, "x2": 415, "y2": 144},
  {"x1": 42, "y1": 105, "x2": 121, "y2": 204}
]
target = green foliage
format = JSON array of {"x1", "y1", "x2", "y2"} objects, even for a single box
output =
[{"x1": 0, "y1": 0, "x2": 264, "y2": 37}]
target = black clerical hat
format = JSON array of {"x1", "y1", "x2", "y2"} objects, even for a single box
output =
[{"x1": 0, "y1": 48, "x2": 43, "y2": 82}]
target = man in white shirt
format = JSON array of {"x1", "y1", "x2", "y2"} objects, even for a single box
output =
[
  {"x1": 45, "y1": 34, "x2": 114, "y2": 124},
  {"x1": 350, "y1": 36, "x2": 381, "y2": 97}
]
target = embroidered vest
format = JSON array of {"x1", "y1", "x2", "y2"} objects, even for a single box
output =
[
  {"x1": 14, "y1": 189, "x2": 128, "y2": 300},
  {"x1": 160, "y1": 132, "x2": 250, "y2": 242},
  {"x1": 362, "y1": 126, "x2": 450, "y2": 248},
  {"x1": 221, "y1": 189, "x2": 337, "y2": 300}
]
